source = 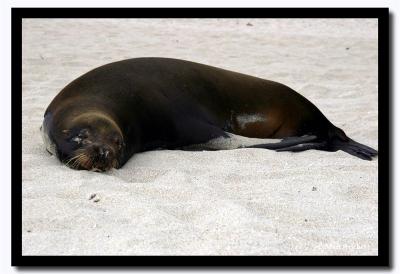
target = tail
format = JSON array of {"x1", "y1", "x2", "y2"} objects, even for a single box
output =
[{"x1": 328, "y1": 127, "x2": 378, "y2": 161}]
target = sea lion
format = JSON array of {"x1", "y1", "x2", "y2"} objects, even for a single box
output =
[{"x1": 41, "y1": 57, "x2": 377, "y2": 171}]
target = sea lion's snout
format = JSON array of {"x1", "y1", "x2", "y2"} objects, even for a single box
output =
[
  {"x1": 64, "y1": 140, "x2": 119, "y2": 172},
  {"x1": 87, "y1": 143, "x2": 117, "y2": 172}
]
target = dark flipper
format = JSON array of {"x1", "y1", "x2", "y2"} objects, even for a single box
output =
[
  {"x1": 346, "y1": 139, "x2": 378, "y2": 155},
  {"x1": 276, "y1": 141, "x2": 327, "y2": 152},
  {"x1": 330, "y1": 138, "x2": 378, "y2": 161},
  {"x1": 245, "y1": 135, "x2": 318, "y2": 150},
  {"x1": 340, "y1": 146, "x2": 373, "y2": 160},
  {"x1": 242, "y1": 132, "x2": 377, "y2": 161}
]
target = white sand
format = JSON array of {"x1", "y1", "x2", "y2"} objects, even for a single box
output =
[{"x1": 22, "y1": 19, "x2": 378, "y2": 255}]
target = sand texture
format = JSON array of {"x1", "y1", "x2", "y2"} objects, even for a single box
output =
[{"x1": 22, "y1": 19, "x2": 378, "y2": 255}]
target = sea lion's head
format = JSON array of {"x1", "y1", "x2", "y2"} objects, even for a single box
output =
[{"x1": 56, "y1": 112, "x2": 125, "y2": 172}]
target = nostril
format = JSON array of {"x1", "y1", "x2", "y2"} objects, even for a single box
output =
[
  {"x1": 96, "y1": 147, "x2": 110, "y2": 159},
  {"x1": 99, "y1": 147, "x2": 104, "y2": 156}
]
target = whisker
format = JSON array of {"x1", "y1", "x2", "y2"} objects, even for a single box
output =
[
  {"x1": 70, "y1": 158, "x2": 79, "y2": 169},
  {"x1": 65, "y1": 152, "x2": 89, "y2": 169},
  {"x1": 81, "y1": 155, "x2": 93, "y2": 170},
  {"x1": 63, "y1": 154, "x2": 81, "y2": 166},
  {"x1": 64, "y1": 153, "x2": 84, "y2": 167},
  {"x1": 74, "y1": 154, "x2": 89, "y2": 169},
  {"x1": 73, "y1": 156, "x2": 83, "y2": 169}
]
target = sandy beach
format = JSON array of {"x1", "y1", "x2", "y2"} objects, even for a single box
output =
[{"x1": 21, "y1": 18, "x2": 378, "y2": 255}]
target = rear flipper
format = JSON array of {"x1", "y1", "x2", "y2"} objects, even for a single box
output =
[
  {"x1": 243, "y1": 134, "x2": 378, "y2": 161},
  {"x1": 330, "y1": 138, "x2": 378, "y2": 161},
  {"x1": 244, "y1": 135, "x2": 319, "y2": 150},
  {"x1": 275, "y1": 141, "x2": 327, "y2": 152},
  {"x1": 180, "y1": 131, "x2": 377, "y2": 161}
]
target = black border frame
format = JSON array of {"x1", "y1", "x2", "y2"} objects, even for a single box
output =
[{"x1": 11, "y1": 7, "x2": 390, "y2": 267}]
